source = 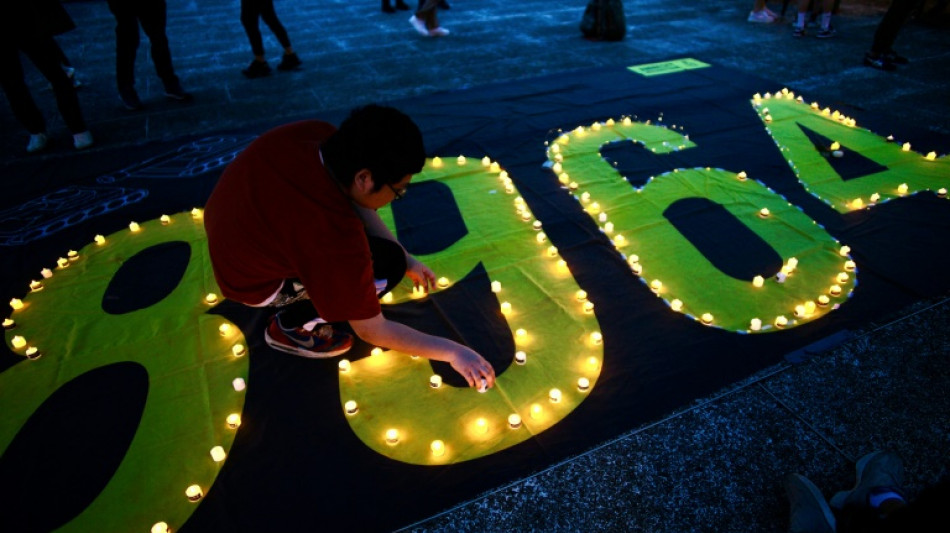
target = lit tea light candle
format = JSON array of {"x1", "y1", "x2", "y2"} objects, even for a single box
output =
[
  {"x1": 210, "y1": 446, "x2": 226, "y2": 462},
  {"x1": 670, "y1": 299, "x2": 683, "y2": 312},
  {"x1": 431, "y1": 156, "x2": 443, "y2": 168},
  {"x1": 429, "y1": 374, "x2": 442, "y2": 388},
  {"x1": 11, "y1": 336, "x2": 27, "y2": 349},
  {"x1": 829, "y1": 141, "x2": 840, "y2": 151},
  {"x1": 614, "y1": 234, "x2": 626, "y2": 247},
  {"x1": 925, "y1": 151, "x2": 937, "y2": 161},
  {"x1": 370, "y1": 347, "x2": 384, "y2": 357},
  {"x1": 491, "y1": 281, "x2": 502, "y2": 293},
  {"x1": 151, "y1": 522, "x2": 169, "y2": 533},
  {"x1": 9, "y1": 298, "x2": 23, "y2": 311},
  {"x1": 94, "y1": 234, "x2": 105, "y2": 245},
  {"x1": 569, "y1": 181, "x2": 578, "y2": 190},
  {"x1": 758, "y1": 207, "x2": 770, "y2": 218},
  {"x1": 232, "y1": 378, "x2": 245, "y2": 391},
  {"x1": 515, "y1": 328, "x2": 527, "y2": 340},
  {"x1": 844, "y1": 260, "x2": 856, "y2": 271},
  {"x1": 775, "y1": 316, "x2": 788, "y2": 328},
  {"x1": 794, "y1": 305, "x2": 806, "y2": 318},
  {"x1": 556, "y1": 259, "x2": 568, "y2": 272},
  {"x1": 817, "y1": 295, "x2": 830, "y2": 306},
  {"x1": 583, "y1": 301, "x2": 594, "y2": 314},
  {"x1": 411, "y1": 286, "x2": 426, "y2": 299},
  {"x1": 750, "y1": 318, "x2": 762, "y2": 331},
  {"x1": 385, "y1": 428, "x2": 399, "y2": 444},
  {"x1": 41, "y1": 268, "x2": 53, "y2": 279},
  {"x1": 218, "y1": 323, "x2": 232, "y2": 336},
  {"x1": 381, "y1": 292, "x2": 393, "y2": 304},
  {"x1": 437, "y1": 277, "x2": 450, "y2": 289},
  {"x1": 870, "y1": 193, "x2": 881, "y2": 203},
  {"x1": 901, "y1": 142, "x2": 911, "y2": 152},
  {"x1": 804, "y1": 301, "x2": 817, "y2": 315},
  {"x1": 474, "y1": 418, "x2": 488, "y2": 434},
  {"x1": 897, "y1": 183, "x2": 908, "y2": 195},
  {"x1": 530, "y1": 403, "x2": 543, "y2": 420},
  {"x1": 548, "y1": 388, "x2": 562, "y2": 403},
  {"x1": 500, "y1": 301, "x2": 512, "y2": 315},
  {"x1": 829, "y1": 285, "x2": 842, "y2": 297},
  {"x1": 25, "y1": 346, "x2": 40, "y2": 360},
  {"x1": 344, "y1": 400, "x2": 358, "y2": 415},
  {"x1": 185, "y1": 485, "x2": 203, "y2": 502},
  {"x1": 839, "y1": 246, "x2": 851, "y2": 257},
  {"x1": 603, "y1": 222, "x2": 614, "y2": 234},
  {"x1": 338, "y1": 359, "x2": 351, "y2": 372},
  {"x1": 787, "y1": 257, "x2": 799, "y2": 270},
  {"x1": 430, "y1": 440, "x2": 445, "y2": 457},
  {"x1": 191, "y1": 208, "x2": 203, "y2": 219},
  {"x1": 650, "y1": 279, "x2": 662, "y2": 292},
  {"x1": 490, "y1": 162, "x2": 500, "y2": 173},
  {"x1": 936, "y1": 187, "x2": 947, "y2": 198},
  {"x1": 57, "y1": 257, "x2": 69, "y2": 268},
  {"x1": 231, "y1": 344, "x2": 246, "y2": 357},
  {"x1": 575, "y1": 290, "x2": 588, "y2": 302},
  {"x1": 129, "y1": 221, "x2": 140, "y2": 232},
  {"x1": 587, "y1": 356, "x2": 599, "y2": 370},
  {"x1": 508, "y1": 413, "x2": 522, "y2": 429},
  {"x1": 225, "y1": 413, "x2": 242, "y2": 430},
  {"x1": 205, "y1": 293, "x2": 218, "y2": 304},
  {"x1": 531, "y1": 220, "x2": 543, "y2": 231},
  {"x1": 2, "y1": 318, "x2": 14, "y2": 330},
  {"x1": 737, "y1": 171, "x2": 747, "y2": 181},
  {"x1": 28, "y1": 280, "x2": 42, "y2": 292},
  {"x1": 577, "y1": 377, "x2": 590, "y2": 392},
  {"x1": 630, "y1": 262, "x2": 642, "y2": 275},
  {"x1": 515, "y1": 351, "x2": 526, "y2": 365},
  {"x1": 481, "y1": 156, "x2": 491, "y2": 166},
  {"x1": 549, "y1": 143, "x2": 560, "y2": 154},
  {"x1": 558, "y1": 172, "x2": 570, "y2": 184},
  {"x1": 598, "y1": 213, "x2": 608, "y2": 223},
  {"x1": 851, "y1": 198, "x2": 864, "y2": 210},
  {"x1": 536, "y1": 232, "x2": 547, "y2": 244},
  {"x1": 67, "y1": 250, "x2": 78, "y2": 261},
  {"x1": 753, "y1": 275, "x2": 764, "y2": 288},
  {"x1": 521, "y1": 211, "x2": 532, "y2": 222},
  {"x1": 701, "y1": 313, "x2": 714, "y2": 325},
  {"x1": 160, "y1": 215, "x2": 171, "y2": 225},
  {"x1": 836, "y1": 272, "x2": 850, "y2": 284},
  {"x1": 590, "y1": 331, "x2": 602, "y2": 345}
]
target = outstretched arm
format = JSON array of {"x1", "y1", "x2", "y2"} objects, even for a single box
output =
[{"x1": 350, "y1": 312, "x2": 496, "y2": 389}]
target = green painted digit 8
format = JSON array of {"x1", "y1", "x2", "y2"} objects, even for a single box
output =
[
  {"x1": 549, "y1": 115, "x2": 856, "y2": 332},
  {"x1": 2, "y1": 212, "x2": 247, "y2": 532},
  {"x1": 339, "y1": 156, "x2": 604, "y2": 465}
]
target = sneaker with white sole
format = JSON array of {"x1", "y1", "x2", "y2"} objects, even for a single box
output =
[
  {"x1": 264, "y1": 312, "x2": 353, "y2": 358},
  {"x1": 830, "y1": 451, "x2": 905, "y2": 510},
  {"x1": 73, "y1": 131, "x2": 94, "y2": 150},
  {"x1": 428, "y1": 27, "x2": 449, "y2": 37},
  {"x1": 748, "y1": 9, "x2": 775, "y2": 23},
  {"x1": 785, "y1": 474, "x2": 836, "y2": 533},
  {"x1": 409, "y1": 15, "x2": 429, "y2": 36}
]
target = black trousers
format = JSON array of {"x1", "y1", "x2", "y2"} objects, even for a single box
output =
[
  {"x1": 106, "y1": 0, "x2": 179, "y2": 90},
  {"x1": 277, "y1": 236, "x2": 407, "y2": 328},
  {"x1": 240, "y1": 0, "x2": 292, "y2": 57},
  {"x1": 870, "y1": 0, "x2": 924, "y2": 55},
  {"x1": 0, "y1": 35, "x2": 86, "y2": 134}
]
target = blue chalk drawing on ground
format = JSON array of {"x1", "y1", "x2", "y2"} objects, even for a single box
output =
[{"x1": 96, "y1": 136, "x2": 256, "y2": 183}]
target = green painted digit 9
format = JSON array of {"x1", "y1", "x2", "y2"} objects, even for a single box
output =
[{"x1": 2, "y1": 212, "x2": 247, "y2": 532}]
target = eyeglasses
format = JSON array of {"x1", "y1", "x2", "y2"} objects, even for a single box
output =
[{"x1": 387, "y1": 183, "x2": 407, "y2": 200}]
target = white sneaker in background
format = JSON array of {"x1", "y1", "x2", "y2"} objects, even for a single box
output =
[
  {"x1": 73, "y1": 131, "x2": 94, "y2": 150},
  {"x1": 27, "y1": 133, "x2": 48, "y2": 153},
  {"x1": 409, "y1": 15, "x2": 429, "y2": 36},
  {"x1": 748, "y1": 10, "x2": 775, "y2": 23}
]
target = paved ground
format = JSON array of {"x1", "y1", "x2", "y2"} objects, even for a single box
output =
[{"x1": 2, "y1": 1, "x2": 949, "y2": 531}]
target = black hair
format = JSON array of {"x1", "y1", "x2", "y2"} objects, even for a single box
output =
[{"x1": 321, "y1": 104, "x2": 426, "y2": 191}]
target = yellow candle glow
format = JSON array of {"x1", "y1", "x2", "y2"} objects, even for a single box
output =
[
  {"x1": 25, "y1": 346, "x2": 40, "y2": 359},
  {"x1": 614, "y1": 234, "x2": 626, "y2": 247},
  {"x1": 589, "y1": 331, "x2": 602, "y2": 345},
  {"x1": 530, "y1": 403, "x2": 543, "y2": 420},
  {"x1": 437, "y1": 277, "x2": 450, "y2": 288},
  {"x1": 474, "y1": 418, "x2": 488, "y2": 434},
  {"x1": 500, "y1": 301, "x2": 512, "y2": 315},
  {"x1": 670, "y1": 299, "x2": 683, "y2": 312},
  {"x1": 481, "y1": 156, "x2": 491, "y2": 166},
  {"x1": 10, "y1": 298, "x2": 23, "y2": 310},
  {"x1": 737, "y1": 171, "x2": 747, "y2": 181},
  {"x1": 489, "y1": 162, "x2": 500, "y2": 173},
  {"x1": 231, "y1": 344, "x2": 246, "y2": 357},
  {"x1": 549, "y1": 388, "x2": 562, "y2": 403},
  {"x1": 429, "y1": 374, "x2": 442, "y2": 388},
  {"x1": 839, "y1": 246, "x2": 851, "y2": 257},
  {"x1": 508, "y1": 413, "x2": 522, "y2": 429},
  {"x1": 40, "y1": 268, "x2": 53, "y2": 279},
  {"x1": 650, "y1": 279, "x2": 662, "y2": 292},
  {"x1": 515, "y1": 351, "x2": 526, "y2": 365},
  {"x1": 603, "y1": 222, "x2": 614, "y2": 234},
  {"x1": 577, "y1": 377, "x2": 590, "y2": 392},
  {"x1": 701, "y1": 313, "x2": 714, "y2": 325},
  {"x1": 750, "y1": 318, "x2": 762, "y2": 331},
  {"x1": 381, "y1": 292, "x2": 393, "y2": 304},
  {"x1": 232, "y1": 378, "x2": 245, "y2": 391},
  {"x1": 870, "y1": 193, "x2": 881, "y2": 203},
  {"x1": 151, "y1": 522, "x2": 169, "y2": 533},
  {"x1": 226, "y1": 413, "x2": 241, "y2": 428},
  {"x1": 925, "y1": 151, "x2": 936, "y2": 161},
  {"x1": 218, "y1": 323, "x2": 232, "y2": 336},
  {"x1": 430, "y1": 440, "x2": 445, "y2": 457},
  {"x1": 94, "y1": 234, "x2": 105, "y2": 245},
  {"x1": 897, "y1": 183, "x2": 908, "y2": 195},
  {"x1": 185, "y1": 484, "x2": 203, "y2": 502},
  {"x1": 836, "y1": 272, "x2": 850, "y2": 284},
  {"x1": 56, "y1": 257, "x2": 68, "y2": 268},
  {"x1": 937, "y1": 188, "x2": 947, "y2": 198},
  {"x1": 851, "y1": 198, "x2": 864, "y2": 209},
  {"x1": 210, "y1": 446, "x2": 226, "y2": 462},
  {"x1": 830, "y1": 285, "x2": 842, "y2": 297},
  {"x1": 753, "y1": 275, "x2": 764, "y2": 288},
  {"x1": 160, "y1": 215, "x2": 171, "y2": 225},
  {"x1": 191, "y1": 208, "x2": 203, "y2": 219},
  {"x1": 794, "y1": 305, "x2": 806, "y2": 318},
  {"x1": 431, "y1": 156, "x2": 443, "y2": 168},
  {"x1": 536, "y1": 232, "x2": 547, "y2": 244},
  {"x1": 844, "y1": 260, "x2": 856, "y2": 271},
  {"x1": 804, "y1": 301, "x2": 817, "y2": 315},
  {"x1": 344, "y1": 400, "x2": 358, "y2": 415},
  {"x1": 491, "y1": 281, "x2": 502, "y2": 293},
  {"x1": 67, "y1": 250, "x2": 78, "y2": 261},
  {"x1": 547, "y1": 246, "x2": 559, "y2": 258},
  {"x1": 385, "y1": 428, "x2": 399, "y2": 444},
  {"x1": 2, "y1": 318, "x2": 14, "y2": 329},
  {"x1": 338, "y1": 359, "x2": 351, "y2": 372},
  {"x1": 818, "y1": 295, "x2": 830, "y2": 306},
  {"x1": 515, "y1": 328, "x2": 527, "y2": 339},
  {"x1": 205, "y1": 293, "x2": 218, "y2": 304},
  {"x1": 129, "y1": 221, "x2": 140, "y2": 232},
  {"x1": 575, "y1": 290, "x2": 588, "y2": 301},
  {"x1": 11, "y1": 336, "x2": 26, "y2": 349},
  {"x1": 759, "y1": 207, "x2": 770, "y2": 218},
  {"x1": 583, "y1": 301, "x2": 594, "y2": 314},
  {"x1": 775, "y1": 316, "x2": 788, "y2": 328},
  {"x1": 371, "y1": 347, "x2": 383, "y2": 357},
  {"x1": 901, "y1": 142, "x2": 911, "y2": 151},
  {"x1": 587, "y1": 356, "x2": 599, "y2": 370}
]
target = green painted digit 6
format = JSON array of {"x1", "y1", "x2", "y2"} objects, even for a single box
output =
[
  {"x1": 549, "y1": 115, "x2": 856, "y2": 332},
  {"x1": 2, "y1": 212, "x2": 247, "y2": 532},
  {"x1": 339, "y1": 157, "x2": 604, "y2": 465}
]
